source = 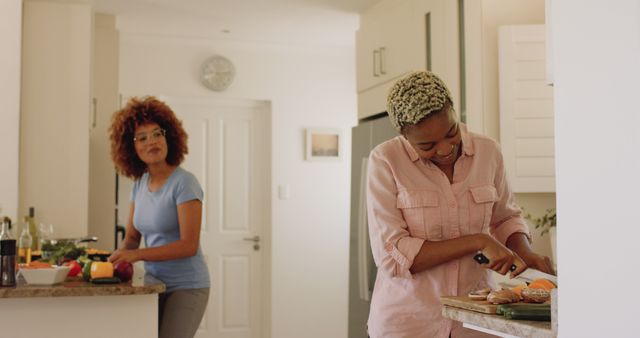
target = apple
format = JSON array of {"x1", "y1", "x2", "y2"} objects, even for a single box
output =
[{"x1": 114, "y1": 262, "x2": 134, "y2": 282}]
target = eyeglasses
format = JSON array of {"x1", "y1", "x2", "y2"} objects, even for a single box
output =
[{"x1": 133, "y1": 128, "x2": 166, "y2": 145}]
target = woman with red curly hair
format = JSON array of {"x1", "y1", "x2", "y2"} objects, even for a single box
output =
[{"x1": 108, "y1": 96, "x2": 209, "y2": 338}]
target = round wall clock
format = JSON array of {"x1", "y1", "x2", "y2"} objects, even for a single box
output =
[{"x1": 201, "y1": 55, "x2": 235, "y2": 91}]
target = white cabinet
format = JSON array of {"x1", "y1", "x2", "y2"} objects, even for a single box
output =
[
  {"x1": 498, "y1": 25, "x2": 555, "y2": 193},
  {"x1": 20, "y1": 0, "x2": 92, "y2": 238},
  {"x1": 356, "y1": 0, "x2": 459, "y2": 120},
  {"x1": 20, "y1": 2, "x2": 120, "y2": 242},
  {"x1": 88, "y1": 14, "x2": 119, "y2": 251},
  {"x1": 356, "y1": 1, "x2": 422, "y2": 93}
]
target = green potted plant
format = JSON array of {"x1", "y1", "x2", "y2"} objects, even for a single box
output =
[
  {"x1": 524, "y1": 208, "x2": 556, "y2": 236},
  {"x1": 524, "y1": 208, "x2": 557, "y2": 264}
]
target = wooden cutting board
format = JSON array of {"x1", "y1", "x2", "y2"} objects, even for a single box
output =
[{"x1": 440, "y1": 296, "x2": 498, "y2": 314}]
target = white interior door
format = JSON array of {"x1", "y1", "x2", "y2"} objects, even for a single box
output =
[
  {"x1": 498, "y1": 25, "x2": 555, "y2": 193},
  {"x1": 165, "y1": 97, "x2": 271, "y2": 338}
]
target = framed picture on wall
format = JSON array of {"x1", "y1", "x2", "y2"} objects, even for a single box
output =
[{"x1": 305, "y1": 128, "x2": 342, "y2": 161}]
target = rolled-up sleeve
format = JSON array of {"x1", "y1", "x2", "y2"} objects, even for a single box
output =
[
  {"x1": 489, "y1": 147, "x2": 531, "y2": 245},
  {"x1": 367, "y1": 148, "x2": 424, "y2": 279}
]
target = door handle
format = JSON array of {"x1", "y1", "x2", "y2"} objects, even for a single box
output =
[
  {"x1": 243, "y1": 235, "x2": 260, "y2": 243},
  {"x1": 243, "y1": 235, "x2": 261, "y2": 251}
]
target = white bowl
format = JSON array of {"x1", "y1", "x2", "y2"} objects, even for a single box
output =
[{"x1": 19, "y1": 266, "x2": 71, "y2": 285}]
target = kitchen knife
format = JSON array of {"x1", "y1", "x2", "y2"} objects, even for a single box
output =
[{"x1": 473, "y1": 252, "x2": 557, "y2": 286}]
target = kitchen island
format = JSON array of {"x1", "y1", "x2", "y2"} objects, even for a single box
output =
[
  {"x1": 0, "y1": 274, "x2": 165, "y2": 338},
  {"x1": 442, "y1": 305, "x2": 555, "y2": 338}
]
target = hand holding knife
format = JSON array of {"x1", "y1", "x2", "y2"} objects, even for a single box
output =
[{"x1": 473, "y1": 251, "x2": 557, "y2": 285}]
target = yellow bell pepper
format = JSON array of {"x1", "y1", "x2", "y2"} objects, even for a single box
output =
[{"x1": 90, "y1": 262, "x2": 114, "y2": 279}]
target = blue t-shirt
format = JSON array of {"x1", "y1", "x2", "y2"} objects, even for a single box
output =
[{"x1": 131, "y1": 166, "x2": 210, "y2": 292}]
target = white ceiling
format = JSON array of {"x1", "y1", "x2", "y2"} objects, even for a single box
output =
[{"x1": 93, "y1": 0, "x2": 381, "y2": 45}]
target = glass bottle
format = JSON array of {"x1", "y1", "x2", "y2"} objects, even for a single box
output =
[
  {"x1": 0, "y1": 220, "x2": 11, "y2": 241},
  {"x1": 26, "y1": 207, "x2": 39, "y2": 251},
  {"x1": 0, "y1": 239, "x2": 17, "y2": 287},
  {"x1": 18, "y1": 225, "x2": 32, "y2": 265}
]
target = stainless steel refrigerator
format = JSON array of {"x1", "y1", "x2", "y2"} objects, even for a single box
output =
[{"x1": 348, "y1": 114, "x2": 397, "y2": 338}]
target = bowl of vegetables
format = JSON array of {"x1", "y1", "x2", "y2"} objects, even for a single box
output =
[{"x1": 19, "y1": 262, "x2": 71, "y2": 285}]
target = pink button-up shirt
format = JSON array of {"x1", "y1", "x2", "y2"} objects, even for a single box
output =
[{"x1": 366, "y1": 124, "x2": 530, "y2": 338}]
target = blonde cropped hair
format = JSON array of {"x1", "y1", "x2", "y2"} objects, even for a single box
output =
[{"x1": 386, "y1": 71, "x2": 454, "y2": 132}]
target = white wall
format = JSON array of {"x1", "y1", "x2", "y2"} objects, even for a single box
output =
[
  {"x1": 551, "y1": 1, "x2": 640, "y2": 337},
  {"x1": 515, "y1": 193, "x2": 555, "y2": 257},
  {"x1": 117, "y1": 33, "x2": 356, "y2": 338},
  {"x1": 0, "y1": 0, "x2": 22, "y2": 231}
]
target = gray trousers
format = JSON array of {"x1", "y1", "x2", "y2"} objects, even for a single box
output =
[{"x1": 158, "y1": 287, "x2": 210, "y2": 338}]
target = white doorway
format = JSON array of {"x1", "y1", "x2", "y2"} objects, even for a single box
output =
[{"x1": 162, "y1": 97, "x2": 271, "y2": 338}]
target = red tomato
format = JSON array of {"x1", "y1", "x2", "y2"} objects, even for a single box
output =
[{"x1": 65, "y1": 260, "x2": 82, "y2": 277}]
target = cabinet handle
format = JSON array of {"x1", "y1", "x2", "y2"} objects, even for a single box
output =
[
  {"x1": 373, "y1": 49, "x2": 380, "y2": 77},
  {"x1": 92, "y1": 98, "x2": 97, "y2": 128},
  {"x1": 379, "y1": 47, "x2": 386, "y2": 75}
]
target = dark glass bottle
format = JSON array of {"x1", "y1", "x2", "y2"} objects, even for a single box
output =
[{"x1": 0, "y1": 239, "x2": 17, "y2": 287}]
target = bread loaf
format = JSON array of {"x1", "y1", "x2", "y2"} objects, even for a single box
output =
[
  {"x1": 487, "y1": 289, "x2": 520, "y2": 304},
  {"x1": 521, "y1": 287, "x2": 551, "y2": 303}
]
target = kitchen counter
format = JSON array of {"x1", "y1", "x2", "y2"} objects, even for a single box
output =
[
  {"x1": 443, "y1": 306, "x2": 555, "y2": 338},
  {"x1": 0, "y1": 274, "x2": 165, "y2": 298},
  {"x1": 0, "y1": 272, "x2": 164, "y2": 338}
]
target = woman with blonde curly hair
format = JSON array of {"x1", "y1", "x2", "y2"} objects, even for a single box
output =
[
  {"x1": 108, "y1": 96, "x2": 209, "y2": 338},
  {"x1": 366, "y1": 71, "x2": 555, "y2": 338}
]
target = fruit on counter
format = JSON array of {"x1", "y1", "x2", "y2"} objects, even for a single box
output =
[
  {"x1": 114, "y1": 262, "x2": 134, "y2": 282},
  {"x1": 82, "y1": 261, "x2": 94, "y2": 281},
  {"x1": 64, "y1": 260, "x2": 82, "y2": 277},
  {"x1": 90, "y1": 262, "x2": 114, "y2": 279},
  {"x1": 527, "y1": 278, "x2": 556, "y2": 291}
]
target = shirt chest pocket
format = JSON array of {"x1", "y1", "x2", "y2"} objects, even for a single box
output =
[
  {"x1": 396, "y1": 190, "x2": 442, "y2": 240},
  {"x1": 469, "y1": 185, "x2": 498, "y2": 233}
]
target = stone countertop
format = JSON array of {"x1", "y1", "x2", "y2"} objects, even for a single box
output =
[
  {"x1": 443, "y1": 305, "x2": 555, "y2": 338},
  {"x1": 0, "y1": 274, "x2": 165, "y2": 299}
]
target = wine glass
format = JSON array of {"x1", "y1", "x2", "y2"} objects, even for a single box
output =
[{"x1": 39, "y1": 223, "x2": 55, "y2": 259}]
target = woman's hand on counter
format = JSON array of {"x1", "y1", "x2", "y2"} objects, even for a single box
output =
[{"x1": 108, "y1": 249, "x2": 141, "y2": 265}]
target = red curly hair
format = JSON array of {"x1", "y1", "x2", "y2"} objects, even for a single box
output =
[{"x1": 109, "y1": 96, "x2": 188, "y2": 179}]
